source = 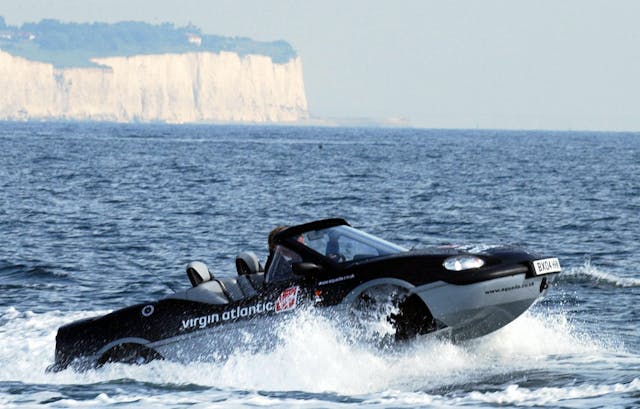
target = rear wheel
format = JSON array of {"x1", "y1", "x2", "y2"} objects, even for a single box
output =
[{"x1": 97, "y1": 344, "x2": 163, "y2": 367}]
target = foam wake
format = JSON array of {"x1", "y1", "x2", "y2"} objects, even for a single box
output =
[
  {"x1": 463, "y1": 377, "x2": 640, "y2": 406},
  {"x1": 561, "y1": 260, "x2": 640, "y2": 288}
]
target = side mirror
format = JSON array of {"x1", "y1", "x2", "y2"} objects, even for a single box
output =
[{"x1": 292, "y1": 262, "x2": 324, "y2": 277}]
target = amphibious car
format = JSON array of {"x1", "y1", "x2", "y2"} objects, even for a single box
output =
[{"x1": 51, "y1": 218, "x2": 561, "y2": 370}]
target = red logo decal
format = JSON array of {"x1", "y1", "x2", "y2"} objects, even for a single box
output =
[{"x1": 275, "y1": 286, "x2": 299, "y2": 313}]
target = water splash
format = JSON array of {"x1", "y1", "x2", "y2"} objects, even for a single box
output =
[
  {"x1": 2, "y1": 302, "x2": 639, "y2": 408},
  {"x1": 0, "y1": 307, "x2": 108, "y2": 383},
  {"x1": 0, "y1": 304, "x2": 619, "y2": 396}
]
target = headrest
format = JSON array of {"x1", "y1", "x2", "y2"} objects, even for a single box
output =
[
  {"x1": 235, "y1": 251, "x2": 262, "y2": 275},
  {"x1": 186, "y1": 261, "x2": 212, "y2": 287}
]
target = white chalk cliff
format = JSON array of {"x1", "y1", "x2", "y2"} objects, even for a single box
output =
[{"x1": 0, "y1": 50, "x2": 308, "y2": 123}]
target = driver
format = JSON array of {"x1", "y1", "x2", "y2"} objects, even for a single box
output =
[{"x1": 326, "y1": 231, "x2": 343, "y2": 261}]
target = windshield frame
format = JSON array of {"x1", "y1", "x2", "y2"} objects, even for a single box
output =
[{"x1": 287, "y1": 225, "x2": 407, "y2": 265}]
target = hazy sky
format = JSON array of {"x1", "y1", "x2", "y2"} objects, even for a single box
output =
[{"x1": 2, "y1": 0, "x2": 639, "y2": 130}]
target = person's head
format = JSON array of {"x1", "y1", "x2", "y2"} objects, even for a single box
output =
[{"x1": 268, "y1": 225, "x2": 288, "y2": 252}]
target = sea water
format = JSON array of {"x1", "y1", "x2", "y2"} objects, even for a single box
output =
[{"x1": 0, "y1": 123, "x2": 638, "y2": 408}]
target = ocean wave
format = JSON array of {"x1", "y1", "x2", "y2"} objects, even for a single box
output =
[
  {"x1": 461, "y1": 377, "x2": 640, "y2": 406},
  {"x1": 0, "y1": 260, "x2": 71, "y2": 281},
  {"x1": 561, "y1": 260, "x2": 640, "y2": 288},
  {"x1": 4, "y1": 377, "x2": 637, "y2": 408},
  {"x1": 354, "y1": 377, "x2": 640, "y2": 407}
]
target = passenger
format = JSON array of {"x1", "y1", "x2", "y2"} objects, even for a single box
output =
[
  {"x1": 265, "y1": 225, "x2": 287, "y2": 273},
  {"x1": 268, "y1": 226, "x2": 287, "y2": 254}
]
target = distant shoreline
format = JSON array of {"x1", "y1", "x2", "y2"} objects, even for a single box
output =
[{"x1": 3, "y1": 119, "x2": 640, "y2": 134}]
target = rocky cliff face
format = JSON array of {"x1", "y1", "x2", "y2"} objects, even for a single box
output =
[{"x1": 0, "y1": 51, "x2": 308, "y2": 123}]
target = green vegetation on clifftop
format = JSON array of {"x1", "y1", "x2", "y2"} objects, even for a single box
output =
[{"x1": 0, "y1": 17, "x2": 296, "y2": 66}]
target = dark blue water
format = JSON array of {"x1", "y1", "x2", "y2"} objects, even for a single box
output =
[{"x1": 1, "y1": 122, "x2": 639, "y2": 407}]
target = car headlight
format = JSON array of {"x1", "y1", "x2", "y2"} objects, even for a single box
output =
[{"x1": 443, "y1": 255, "x2": 485, "y2": 271}]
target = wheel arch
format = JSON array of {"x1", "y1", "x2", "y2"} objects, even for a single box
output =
[
  {"x1": 95, "y1": 337, "x2": 152, "y2": 357},
  {"x1": 342, "y1": 277, "x2": 440, "y2": 340},
  {"x1": 94, "y1": 337, "x2": 162, "y2": 366}
]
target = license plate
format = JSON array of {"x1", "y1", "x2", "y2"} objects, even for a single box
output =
[{"x1": 532, "y1": 258, "x2": 562, "y2": 275}]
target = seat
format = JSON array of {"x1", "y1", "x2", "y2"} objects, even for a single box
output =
[
  {"x1": 217, "y1": 277, "x2": 245, "y2": 302},
  {"x1": 166, "y1": 280, "x2": 229, "y2": 304},
  {"x1": 236, "y1": 252, "x2": 263, "y2": 275},
  {"x1": 186, "y1": 261, "x2": 213, "y2": 287},
  {"x1": 247, "y1": 273, "x2": 265, "y2": 289},
  {"x1": 217, "y1": 274, "x2": 263, "y2": 302},
  {"x1": 235, "y1": 275, "x2": 258, "y2": 298}
]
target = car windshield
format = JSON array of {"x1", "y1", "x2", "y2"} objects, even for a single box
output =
[{"x1": 298, "y1": 225, "x2": 406, "y2": 263}]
